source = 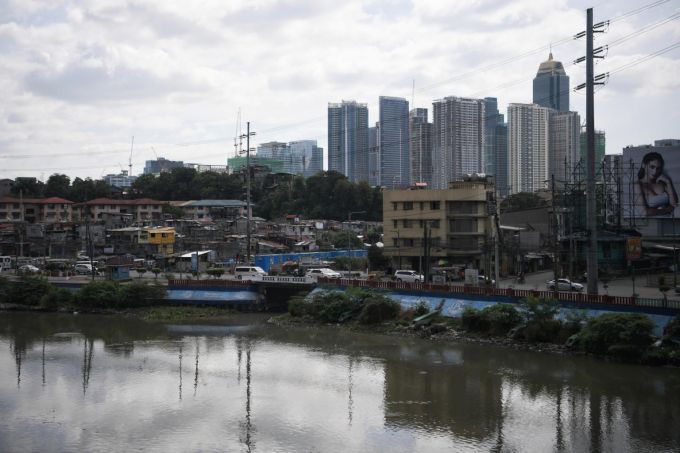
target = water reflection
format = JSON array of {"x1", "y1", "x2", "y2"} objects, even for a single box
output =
[{"x1": 0, "y1": 312, "x2": 679, "y2": 452}]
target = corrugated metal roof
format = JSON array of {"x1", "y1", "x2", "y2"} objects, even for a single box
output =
[{"x1": 183, "y1": 200, "x2": 248, "y2": 207}]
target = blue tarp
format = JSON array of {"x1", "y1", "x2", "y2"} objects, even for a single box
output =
[{"x1": 166, "y1": 289, "x2": 258, "y2": 304}]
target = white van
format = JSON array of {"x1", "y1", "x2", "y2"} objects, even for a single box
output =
[{"x1": 233, "y1": 266, "x2": 267, "y2": 280}]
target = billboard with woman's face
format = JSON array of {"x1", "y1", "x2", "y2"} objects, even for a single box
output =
[{"x1": 623, "y1": 147, "x2": 680, "y2": 218}]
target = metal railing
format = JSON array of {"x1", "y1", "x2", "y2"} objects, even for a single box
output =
[{"x1": 317, "y1": 278, "x2": 680, "y2": 312}]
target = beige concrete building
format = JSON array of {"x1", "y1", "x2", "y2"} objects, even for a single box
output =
[
  {"x1": 382, "y1": 176, "x2": 495, "y2": 273},
  {"x1": 0, "y1": 196, "x2": 73, "y2": 223},
  {"x1": 73, "y1": 198, "x2": 165, "y2": 223}
]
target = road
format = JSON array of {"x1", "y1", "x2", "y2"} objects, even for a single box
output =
[{"x1": 499, "y1": 270, "x2": 680, "y2": 301}]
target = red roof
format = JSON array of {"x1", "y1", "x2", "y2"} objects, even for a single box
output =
[
  {"x1": 78, "y1": 198, "x2": 165, "y2": 206},
  {"x1": 0, "y1": 196, "x2": 74, "y2": 204}
]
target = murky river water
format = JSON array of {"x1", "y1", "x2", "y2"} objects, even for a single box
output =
[{"x1": 1, "y1": 312, "x2": 679, "y2": 452}]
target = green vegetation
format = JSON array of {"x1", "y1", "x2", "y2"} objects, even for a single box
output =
[
  {"x1": 207, "y1": 268, "x2": 226, "y2": 279},
  {"x1": 457, "y1": 295, "x2": 679, "y2": 366},
  {"x1": 574, "y1": 313, "x2": 654, "y2": 356},
  {"x1": 1, "y1": 278, "x2": 166, "y2": 312},
  {"x1": 288, "y1": 288, "x2": 400, "y2": 325}
]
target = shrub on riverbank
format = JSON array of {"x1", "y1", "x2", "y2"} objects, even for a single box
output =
[
  {"x1": 2, "y1": 276, "x2": 54, "y2": 307},
  {"x1": 288, "y1": 289, "x2": 399, "y2": 324},
  {"x1": 462, "y1": 304, "x2": 523, "y2": 336},
  {"x1": 575, "y1": 313, "x2": 655, "y2": 356},
  {"x1": 75, "y1": 281, "x2": 166, "y2": 310}
]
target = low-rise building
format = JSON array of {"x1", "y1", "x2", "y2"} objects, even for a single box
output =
[
  {"x1": 0, "y1": 197, "x2": 73, "y2": 223},
  {"x1": 73, "y1": 198, "x2": 165, "y2": 223},
  {"x1": 383, "y1": 176, "x2": 495, "y2": 273},
  {"x1": 174, "y1": 200, "x2": 251, "y2": 221}
]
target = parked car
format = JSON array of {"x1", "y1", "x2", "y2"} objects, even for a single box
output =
[
  {"x1": 74, "y1": 263, "x2": 95, "y2": 275},
  {"x1": 546, "y1": 278, "x2": 584, "y2": 292},
  {"x1": 306, "y1": 268, "x2": 342, "y2": 280},
  {"x1": 478, "y1": 275, "x2": 496, "y2": 286},
  {"x1": 394, "y1": 270, "x2": 424, "y2": 283},
  {"x1": 233, "y1": 266, "x2": 267, "y2": 280},
  {"x1": 18, "y1": 264, "x2": 40, "y2": 274}
]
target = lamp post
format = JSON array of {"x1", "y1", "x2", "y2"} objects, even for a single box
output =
[{"x1": 347, "y1": 211, "x2": 365, "y2": 276}]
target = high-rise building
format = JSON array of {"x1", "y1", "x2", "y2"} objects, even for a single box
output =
[
  {"x1": 328, "y1": 100, "x2": 369, "y2": 183},
  {"x1": 494, "y1": 122, "x2": 509, "y2": 197},
  {"x1": 144, "y1": 157, "x2": 184, "y2": 175},
  {"x1": 579, "y1": 130, "x2": 606, "y2": 179},
  {"x1": 550, "y1": 111, "x2": 581, "y2": 186},
  {"x1": 256, "y1": 141, "x2": 289, "y2": 159},
  {"x1": 368, "y1": 125, "x2": 379, "y2": 187},
  {"x1": 508, "y1": 103, "x2": 552, "y2": 194},
  {"x1": 289, "y1": 140, "x2": 323, "y2": 178},
  {"x1": 103, "y1": 170, "x2": 137, "y2": 188},
  {"x1": 409, "y1": 108, "x2": 433, "y2": 187},
  {"x1": 378, "y1": 96, "x2": 410, "y2": 189},
  {"x1": 432, "y1": 96, "x2": 485, "y2": 189},
  {"x1": 533, "y1": 53, "x2": 569, "y2": 112},
  {"x1": 483, "y1": 97, "x2": 503, "y2": 176}
]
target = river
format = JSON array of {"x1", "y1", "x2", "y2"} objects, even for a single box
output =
[{"x1": 1, "y1": 312, "x2": 679, "y2": 452}]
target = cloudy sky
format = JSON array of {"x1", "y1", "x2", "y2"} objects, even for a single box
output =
[{"x1": 0, "y1": 0, "x2": 678, "y2": 180}]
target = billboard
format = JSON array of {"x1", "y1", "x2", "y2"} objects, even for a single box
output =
[{"x1": 622, "y1": 146, "x2": 680, "y2": 218}]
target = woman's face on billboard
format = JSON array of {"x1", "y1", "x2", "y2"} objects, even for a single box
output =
[{"x1": 646, "y1": 158, "x2": 662, "y2": 179}]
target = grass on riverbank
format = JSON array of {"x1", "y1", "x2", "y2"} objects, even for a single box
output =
[{"x1": 123, "y1": 306, "x2": 237, "y2": 323}]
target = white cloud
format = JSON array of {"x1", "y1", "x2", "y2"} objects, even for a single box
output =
[{"x1": 0, "y1": 0, "x2": 677, "y2": 179}]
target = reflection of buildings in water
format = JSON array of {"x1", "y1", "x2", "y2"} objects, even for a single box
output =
[
  {"x1": 178, "y1": 342, "x2": 183, "y2": 400},
  {"x1": 82, "y1": 338, "x2": 94, "y2": 394},
  {"x1": 103, "y1": 342, "x2": 135, "y2": 357},
  {"x1": 383, "y1": 345, "x2": 503, "y2": 441},
  {"x1": 238, "y1": 340, "x2": 254, "y2": 453},
  {"x1": 193, "y1": 338, "x2": 200, "y2": 397}
]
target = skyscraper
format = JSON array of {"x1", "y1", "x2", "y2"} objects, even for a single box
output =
[
  {"x1": 550, "y1": 111, "x2": 581, "y2": 186},
  {"x1": 483, "y1": 97, "x2": 503, "y2": 175},
  {"x1": 508, "y1": 103, "x2": 552, "y2": 194},
  {"x1": 494, "y1": 122, "x2": 509, "y2": 197},
  {"x1": 432, "y1": 96, "x2": 485, "y2": 189},
  {"x1": 378, "y1": 96, "x2": 410, "y2": 188},
  {"x1": 409, "y1": 108, "x2": 433, "y2": 187},
  {"x1": 368, "y1": 124, "x2": 379, "y2": 187},
  {"x1": 533, "y1": 53, "x2": 570, "y2": 112},
  {"x1": 328, "y1": 101, "x2": 369, "y2": 183},
  {"x1": 289, "y1": 140, "x2": 323, "y2": 178}
]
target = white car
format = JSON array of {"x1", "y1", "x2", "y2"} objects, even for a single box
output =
[
  {"x1": 306, "y1": 268, "x2": 342, "y2": 280},
  {"x1": 394, "y1": 270, "x2": 424, "y2": 283},
  {"x1": 18, "y1": 264, "x2": 40, "y2": 274},
  {"x1": 547, "y1": 278, "x2": 584, "y2": 292},
  {"x1": 74, "y1": 263, "x2": 95, "y2": 275},
  {"x1": 233, "y1": 266, "x2": 267, "y2": 280}
]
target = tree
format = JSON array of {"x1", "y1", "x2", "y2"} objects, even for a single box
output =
[
  {"x1": 11, "y1": 177, "x2": 44, "y2": 198},
  {"x1": 44, "y1": 174, "x2": 71, "y2": 199}
]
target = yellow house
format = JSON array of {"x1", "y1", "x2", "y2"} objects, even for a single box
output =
[{"x1": 139, "y1": 227, "x2": 175, "y2": 254}]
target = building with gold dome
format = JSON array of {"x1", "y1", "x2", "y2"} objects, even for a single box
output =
[{"x1": 532, "y1": 52, "x2": 570, "y2": 112}]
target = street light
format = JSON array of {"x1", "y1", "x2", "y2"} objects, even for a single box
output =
[{"x1": 347, "y1": 211, "x2": 366, "y2": 276}]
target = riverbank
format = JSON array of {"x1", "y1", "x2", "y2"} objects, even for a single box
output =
[{"x1": 270, "y1": 313, "x2": 572, "y2": 356}]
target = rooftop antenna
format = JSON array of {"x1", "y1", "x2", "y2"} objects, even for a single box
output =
[{"x1": 129, "y1": 136, "x2": 134, "y2": 176}]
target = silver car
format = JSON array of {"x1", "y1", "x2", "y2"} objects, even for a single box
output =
[{"x1": 547, "y1": 278, "x2": 584, "y2": 292}]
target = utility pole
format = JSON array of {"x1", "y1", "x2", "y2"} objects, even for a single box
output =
[
  {"x1": 552, "y1": 174, "x2": 559, "y2": 298},
  {"x1": 575, "y1": 8, "x2": 608, "y2": 295},
  {"x1": 240, "y1": 123, "x2": 256, "y2": 264},
  {"x1": 347, "y1": 211, "x2": 365, "y2": 275}
]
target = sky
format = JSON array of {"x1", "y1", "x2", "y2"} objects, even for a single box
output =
[{"x1": 0, "y1": 0, "x2": 678, "y2": 180}]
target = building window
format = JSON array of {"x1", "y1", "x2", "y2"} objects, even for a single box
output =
[
  {"x1": 419, "y1": 202, "x2": 424, "y2": 210},
  {"x1": 404, "y1": 238, "x2": 414, "y2": 247},
  {"x1": 430, "y1": 220, "x2": 440, "y2": 229},
  {"x1": 449, "y1": 219, "x2": 478, "y2": 232},
  {"x1": 430, "y1": 201, "x2": 440, "y2": 210},
  {"x1": 393, "y1": 202, "x2": 398, "y2": 211},
  {"x1": 393, "y1": 238, "x2": 398, "y2": 247},
  {"x1": 403, "y1": 201, "x2": 413, "y2": 210},
  {"x1": 48, "y1": 204, "x2": 55, "y2": 209},
  {"x1": 403, "y1": 219, "x2": 412, "y2": 228}
]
